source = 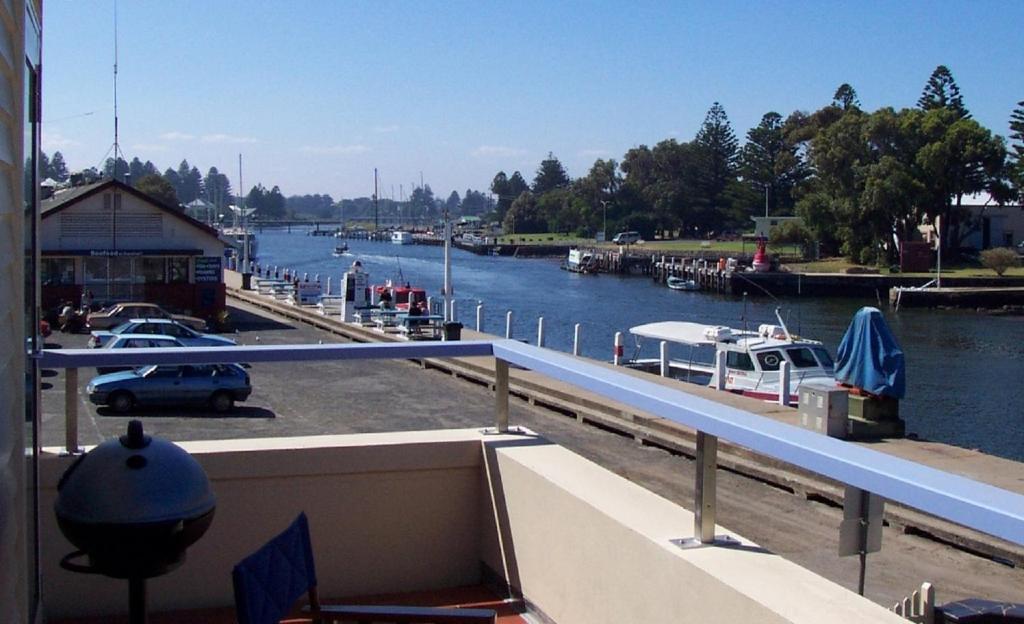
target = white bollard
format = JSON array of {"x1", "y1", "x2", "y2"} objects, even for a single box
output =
[
  {"x1": 715, "y1": 350, "x2": 727, "y2": 390},
  {"x1": 660, "y1": 341, "x2": 669, "y2": 377},
  {"x1": 370, "y1": 288, "x2": 379, "y2": 306},
  {"x1": 450, "y1": 299, "x2": 457, "y2": 323},
  {"x1": 326, "y1": 277, "x2": 332, "y2": 295},
  {"x1": 427, "y1": 296, "x2": 434, "y2": 315},
  {"x1": 573, "y1": 323, "x2": 581, "y2": 356},
  {"x1": 476, "y1": 303, "x2": 483, "y2": 332},
  {"x1": 303, "y1": 272, "x2": 308, "y2": 282},
  {"x1": 613, "y1": 331, "x2": 623, "y2": 366},
  {"x1": 779, "y1": 360, "x2": 791, "y2": 406},
  {"x1": 537, "y1": 317, "x2": 545, "y2": 347},
  {"x1": 505, "y1": 311, "x2": 513, "y2": 339}
]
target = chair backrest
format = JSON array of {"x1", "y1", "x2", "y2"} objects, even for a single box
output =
[{"x1": 233, "y1": 512, "x2": 319, "y2": 624}]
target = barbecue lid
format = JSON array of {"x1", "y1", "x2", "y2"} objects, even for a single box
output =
[{"x1": 55, "y1": 420, "x2": 216, "y2": 525}]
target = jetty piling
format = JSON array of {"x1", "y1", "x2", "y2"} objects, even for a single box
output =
[
  {"x1": 537, "y1": 317, "x2": 545, "y2": 347},
  {"x1": 573, "y1": 323, "x2": 581, "y2": 356},
  {"x1": 505, "y1": 311, "x2": 513, "y2": 339},
  {"x1": 476, "y1": 304, "x2": 483, "y2": 332},
  {"x1": 613, "y1": 332, "x2": 623, "y2": 366}
]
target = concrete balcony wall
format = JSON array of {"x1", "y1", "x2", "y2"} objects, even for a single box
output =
[
  {"x1": 39, "y1": 429, "x2": 903, "y2": 623},
  {"x1": 39, "y1": 430, "x2": 486, "y2": 619},
  {"x1": 482, "y1": 436, "x2": 905, "y2": 624}
]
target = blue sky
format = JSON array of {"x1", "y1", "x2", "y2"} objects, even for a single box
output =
[{"x1": 42, "y1": 1, "x2": 1024, "y2": 201}]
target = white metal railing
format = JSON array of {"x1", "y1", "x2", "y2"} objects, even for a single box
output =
[{"x1": 39, "y1": 339, "x2": 1024, "y2": 550}]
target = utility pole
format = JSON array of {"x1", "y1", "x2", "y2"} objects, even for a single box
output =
[{"x1": 373, "y1": 168, "x2": 379, "y2": 232}]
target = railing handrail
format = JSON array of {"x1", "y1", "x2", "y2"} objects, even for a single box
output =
[{"x1": 40, "y1": 339, "x2": 1024, "y2": 547}]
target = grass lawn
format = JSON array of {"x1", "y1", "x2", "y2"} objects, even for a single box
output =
[
  {"x1": 494, "y1": 234, "x2": 803, "y2": 255},
  {"x1": 784, "y1": 257, "x2": 1024, "y2": 277}
]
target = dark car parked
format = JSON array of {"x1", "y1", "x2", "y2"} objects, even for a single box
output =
[{"x1": 87, "y1": 363, "x2": 252, "y2": 414}]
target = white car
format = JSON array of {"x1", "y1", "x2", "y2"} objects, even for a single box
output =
[
  {"x1": 88, "y1": 318, "x2": 236, "y2": 349},
  {"x1": 612, "y1": 231, "x2": 640, "y2": 245},
  {"x1": 95, "y1": 334, "x2": 186, "y2": 374}
]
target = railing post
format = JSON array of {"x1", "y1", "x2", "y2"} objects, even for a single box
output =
[
  {"x1": 476, "y1": 303, "x2": 483, "y2": 332},
  {"x1": 715, "y1": 350, "x2": 727, "y2": 390},
  {"x1": 495, "y1": 358, "x2": 509, "y2": 433},
  {"x1": 613, "y1": 331, "x2": 623, "y2": 366},
  {"x1": 537, "y1": 317, "x2": 545, "y2": 347},
  {"x1": 505, "y1": 311, "x2": 513, "y2": 339},
  {"x1": 65, "y1": 368, "x2": 80, "y2": 454},
  {"x1": 660, "y1": 341, "x2": 669, "y2": 377},
  {"x1": 573, "y1": 323, "x2": 581, "y2": 356},
  {"x1": 779, "y1": 360, "x2": 791, "y2": 406},
  {"x1": 694, "y1": 431, "x2": 718, "y2": 544},
  {"x1": 426, "y1": 296, "x2": 434, "y2": 315}
]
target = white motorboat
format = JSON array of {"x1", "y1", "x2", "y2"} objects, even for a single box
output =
[
  {"x1": 627, "y1": 309, "x2": 835, "y2": 402},
  {"x1": 332, "y1": 243, "x2": 349, "y2": 256},
  {"x1": 666, "y1": 276, "x2": 698, "y2": 291},
  {"x1": 564, "y1": 248, "x2": 597, "y2": 274},
  {"x1": 391, "y1": 230, "x2": 413, "y2": 245}
]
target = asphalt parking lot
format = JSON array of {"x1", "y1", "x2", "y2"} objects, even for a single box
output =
[{"x1": 39, "y1": 301, "x2": 516, "y2": 448}]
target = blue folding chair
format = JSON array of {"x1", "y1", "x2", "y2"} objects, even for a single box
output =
[{"x1": 232, "y1": 513, "x2": 496, "y2": 624}]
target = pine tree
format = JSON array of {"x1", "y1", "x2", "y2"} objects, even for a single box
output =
[
  {"x1": 832, "y1": 83, "x2": 860, "y2": 110},
  {"x1": 532, "y1": 153, "x2": 570, "y2": 195},
  {"x1": 50, "y1": 151, "x2": 69, "y2": 181},
  {"x1": 918, "y1": 65, "x2": 970, "y2": 119},
  {"x1": 693, "y1": 102, "x2": 739, "y2": 232}
]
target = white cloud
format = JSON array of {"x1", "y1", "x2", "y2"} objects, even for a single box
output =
[
  {"x1": 201, "y1": 133, "x2": 258, "y2": 144},
  {"x1": 298, "y1": 144, "x2": 370, "y2": 155},
  {"x1": 372, "y1": 124, "x2": 400, "y2": 133},
  {"x1": 578, "y1": 149, "x2": 609, "y2": 158},
  {"x1": 472, "y1": 145, "x2": 527, "y2": 158},
  {"x1": 42, "y1": 130, "x2": 81, "y2": 150},
  {"x1": 131, "y1": 143, "x2": 168, "y2": 152},
  {"x1": 159, "y1": 131, "x2": 195, "y2": 141}
]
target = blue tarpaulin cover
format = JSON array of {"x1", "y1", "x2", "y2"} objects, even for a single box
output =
[{"x1": 835, "y1": 307, "x2": 906, "y2": 399}]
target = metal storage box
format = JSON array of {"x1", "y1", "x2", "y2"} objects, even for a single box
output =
[{"x1": 798, "y1": 384, "x2": 849, "y2": 438}]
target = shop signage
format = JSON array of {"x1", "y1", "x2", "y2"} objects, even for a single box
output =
[{"x1": 194, "y1": 256, "x2": 223, "y2": 283}]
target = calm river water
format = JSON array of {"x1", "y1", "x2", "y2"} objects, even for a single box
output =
[{"x1": 257, "y1": 228, "x2": 1024, "y2": 461}]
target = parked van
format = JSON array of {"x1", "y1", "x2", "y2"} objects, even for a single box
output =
[{"x1": 612, "y1": 231, "x2": 640, "y2": 245}]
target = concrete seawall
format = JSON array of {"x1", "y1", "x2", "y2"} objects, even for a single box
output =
[{"x1": 226, "y1": 283, "x2": 1024, "y2": 570}]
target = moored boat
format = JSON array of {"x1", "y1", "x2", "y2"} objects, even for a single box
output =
[
  {"x1": 391, "y1": 230, "x2": 413, "y2": 245},
  {"x1": 564, "y1": 248, "x2": 597, "y2": 274},
  {"x1": 627, "y1": 309, "x2": 834, "y2": 402},
  {"x1": 666, "y1": 276, "x2": 698, "y2": 291}
]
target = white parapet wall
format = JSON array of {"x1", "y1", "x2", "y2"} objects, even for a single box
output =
[
  {"x1": 480, "y1": 434, "x2": 905, "y2": 624},
  {"x1": 39, "y1": 429, "x2": 903, "y2": 622}
]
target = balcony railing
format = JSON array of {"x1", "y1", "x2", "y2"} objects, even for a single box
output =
[{"x1": 40, "y1": 339, "x2": 1024, "y2": 551}]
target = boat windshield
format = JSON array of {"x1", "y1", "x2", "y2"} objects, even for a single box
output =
[
  {"x1": 726, "y1": 350, "x2": 755, "y2": 371},
  {"x1": 812, "y1": 347, "x2": 834, "y2": 368},
  {"x1": 786, "y1": 347, "x2": 821, "y2": 369}
]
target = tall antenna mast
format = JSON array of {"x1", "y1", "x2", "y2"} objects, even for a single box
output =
[
  {"x1": 374, "y1": 168, "x2": 379, "y2": 231},
  {"x1": 111, "y1": 0, "x2": 124, "y2": 181}
]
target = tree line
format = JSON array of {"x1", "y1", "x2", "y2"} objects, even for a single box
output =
[
  {"x1": 489, "y1": 66, "x2": 1024, "y2": 263},
  {"x1": 43, "y1": 151, "x2": 495, "y2": 226}
]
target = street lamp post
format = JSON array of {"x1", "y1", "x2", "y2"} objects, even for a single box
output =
[{"x1": 600, "y1": 200, "x2": 609, "y2": 241}]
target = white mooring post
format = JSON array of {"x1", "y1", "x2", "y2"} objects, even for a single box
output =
[
  {"x1": 613, "y1": 331, "x2": 623, "y2": 366},
  {"x1": 537, "y1": 317, "x2": 545, "y2": 347},
  {"x1": 426, "y1": 296, "x2": 434, "y2": 315},
  {"x1": 476, "y1": 303, "x2": 483, "y2": 332},
  {"x1": 449, "y1": 299, "x2": 457, "y2": 323},
  {"x1": 779, "y1": 360, "x2": 791, "y2": 406},
  {"x1": 660, "y1": 341, "x2": 670, "y2": 377},
  {"x1": 715, "y1": 350, "x2": 727, "y2": 390},
  {"x1": 573, "y1": 323, "x2": 581, "y2": 356},
  {"x1": 505, "y1": 311, "x2": 513, "y2": 339},
  {"x1": 325, "y1": 277, "x2": 332, "y2": 295}
]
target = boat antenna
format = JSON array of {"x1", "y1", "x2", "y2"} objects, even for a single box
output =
[{"x1": 774, "y1": 307, "x2": 793, "y2": 342}]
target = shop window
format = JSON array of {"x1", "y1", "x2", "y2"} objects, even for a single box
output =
[
  {"x1": 168, "y1": 257, "x2": 189, "y2": 283},
  {"x1": 84, "y1": 256, "x2": 109, "y2": 281},
  {"x1": 41, "y1": 257, "x2": 74, "y2": 285},
  {"x1": 138, "y1": 257, "x2": 166, "y2": 283}
]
